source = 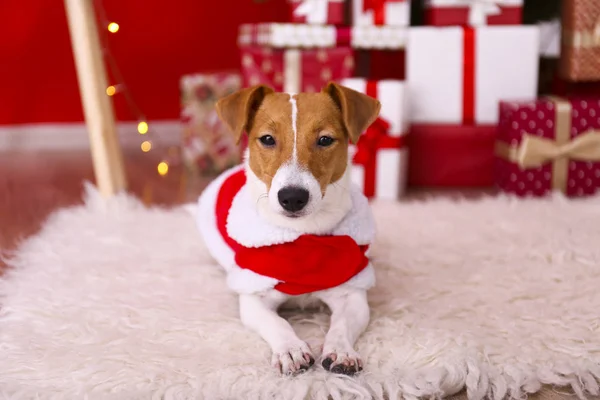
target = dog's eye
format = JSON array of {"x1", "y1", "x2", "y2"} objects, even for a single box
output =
[
  {"x1": 259, "y1": 135, "x2": 276, "y2": 147},
  {"x1": 317, "y1": 136, "x2": 335, "y2": 147}
]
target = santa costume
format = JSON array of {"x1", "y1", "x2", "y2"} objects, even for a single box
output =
[{"x1": 196, "y1": 165, "x2": 376, "y2": 295}]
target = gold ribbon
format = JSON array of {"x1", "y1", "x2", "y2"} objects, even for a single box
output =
[
  {"x1": 563, "y1": 16, "x2": 600, "y2": 49},
  {"x1": 495, "y1": 97, "x2": 600, "y2": 193}
]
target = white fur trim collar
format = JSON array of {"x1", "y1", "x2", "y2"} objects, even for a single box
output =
[{"x1": 226, "y1": 182, "x2": 376, "y2": 248}]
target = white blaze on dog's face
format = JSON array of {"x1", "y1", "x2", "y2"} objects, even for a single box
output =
[{"x1": 215, "y1": 82, "x2": 380, "y2": 231}]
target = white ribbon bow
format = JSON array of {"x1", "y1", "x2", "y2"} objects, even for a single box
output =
[
  {"x1": 293, "y1": 0, "x2": 329, "y2": 25},
  {"x1": 468, "y1": 0, "x2": 506, "y2": 25}
]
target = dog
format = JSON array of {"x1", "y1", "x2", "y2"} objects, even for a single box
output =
[{"x1": 196, "y1": 82, "x2": 381, "y2": 376}]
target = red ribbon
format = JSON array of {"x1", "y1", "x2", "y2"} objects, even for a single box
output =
[
  {"x1": 352, "y1": 81, "x2": 405, "y2": 198},
  {"x1": 335, "y1": 27, "x2": 352, "y2": 45},
  {"x1": 463, "y1": 27, "x2": 475, "y2": 125},
  {"x1": 363, "y1": 0, "x2": 403, "y2": 25}
]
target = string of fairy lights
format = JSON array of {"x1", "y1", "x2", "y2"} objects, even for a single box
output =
[{"x1": 94, "y1": 0, "x2": 170, "y2": 177}]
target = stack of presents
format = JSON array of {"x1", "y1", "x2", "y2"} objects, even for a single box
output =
[{"x1": 181, "y1": 0, "x2": 600, "y2": 199}]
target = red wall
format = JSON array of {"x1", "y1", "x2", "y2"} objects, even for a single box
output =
[{"x1": 0, "y1": 0, "x2": 287, "y2": 125}]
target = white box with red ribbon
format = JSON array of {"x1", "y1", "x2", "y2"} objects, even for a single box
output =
[
  {"x1": 352, "y1": 0, "x2": 411, "y2": 27},
  {"x1": 340, "y1": 78, "x2": 408, "y2": 200},
  {"x1": 406, "y1": 26, "x2": 540, "y2": 125}
]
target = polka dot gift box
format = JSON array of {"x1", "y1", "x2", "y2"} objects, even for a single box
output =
[
  {"x1": 239, "y1": 47, "x2": 354, "y2": 93},
  {"x1": 495, "y1": 97, "x2": 600, "y2": 198}
]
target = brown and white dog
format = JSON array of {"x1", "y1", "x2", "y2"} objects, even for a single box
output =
[{"x1": 196, "y1": 82, "x2": 381, "y2": 376}]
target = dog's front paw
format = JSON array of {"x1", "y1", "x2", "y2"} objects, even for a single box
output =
[
  {"x1": 271, "y1": 341, "x2": 315, "y2": 376},
  {"x1": 321, "y1": 348, "x2": 363, "y2": 376}
]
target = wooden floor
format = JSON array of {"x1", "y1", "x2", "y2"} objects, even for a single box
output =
[
  {"x1": 0, "y1": 150, "x2": 589, "y2": 400},
  {"x1": 0, "y1": 149, "x2": 210, "y2": 269}
]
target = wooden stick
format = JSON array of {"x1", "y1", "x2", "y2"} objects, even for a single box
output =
[{"x1": 64, "y1": 0, "x2": 127, "y2": 197}]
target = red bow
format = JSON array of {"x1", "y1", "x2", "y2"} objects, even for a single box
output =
[
  {"x1": 352, "y1": 117, "x2": 405, "y2": 198},
  {"x1": 353, "y1": 117, "x2": 391, "y2": 166},
  {"x1": 363, "y1": 0, "x2": 402, "y2": 25}
]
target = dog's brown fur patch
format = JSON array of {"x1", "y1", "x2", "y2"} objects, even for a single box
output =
[
  {"x1": 246, "y1": 93, "x2": 296, "y2": 189},
  {"x1": 216, "y1": 82, "x2": 381, "y2": 194},
  {"x1": 294, "y1": 93, "x2": 350, "y2": 192}
]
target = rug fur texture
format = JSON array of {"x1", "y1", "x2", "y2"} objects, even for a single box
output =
[{"x1": 1, "y1": 184, "x2": 600, "y2": 400}]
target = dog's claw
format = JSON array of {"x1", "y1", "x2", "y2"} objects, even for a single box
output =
[
  {"x1": 322, "y1": 357, "x2": 334, "y2": 370},
  {"x1": 272, "y1": 343, "x2": 315, "y2": 376},
  {"x1": 322, "y1": 352, "x2": 362, "y2": 376}
]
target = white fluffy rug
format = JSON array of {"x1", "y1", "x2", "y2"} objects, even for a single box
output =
[{"x1": 2, "y1": 185, "x2": 600, "y2": 400}]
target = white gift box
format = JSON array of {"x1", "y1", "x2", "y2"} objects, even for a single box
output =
[
  {"x1": 340, "y1": 78, "x2": 408, "y2": 200},
  {"x1": 406, "y1": 26, "x2": 540, "y2": 124},
  {"x1": 352, "y1": 0, "x2": 410, "y2": 27},
  {"x1": 538, "y1": 19, "x2": 561, "y2": 58}
]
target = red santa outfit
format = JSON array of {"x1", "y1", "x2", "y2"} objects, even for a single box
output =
[{"x1": 196, "y1": 165, "x2": 376, "y2": 295}]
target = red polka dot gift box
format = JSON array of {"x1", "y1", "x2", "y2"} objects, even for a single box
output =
[
  {"x1": 495, "y1": 97, "x2": 600, "y2": 198},
  {"x1": 239, "y1": 46, "x2": 355, "y2": 94}
]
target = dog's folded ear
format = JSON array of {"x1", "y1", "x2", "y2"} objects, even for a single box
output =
[
  {"x1": 321, "y1": 82, "x2": 381, "y2": 144},
  {"x1": 215, "y1": 85, "x2": 275, "y2": 144}
]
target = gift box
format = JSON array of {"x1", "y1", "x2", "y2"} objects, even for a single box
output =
[
  {"x1": 238, "y1": 24, "x2": 406, "y2": 81},
  {"x1": 240, "y1": 46, "x2": 354, "y2": 93},
  {"x1": 407, "y1": 26, "x2": 540, "y2": 125},
  {"x1": 407, "y1": 124, "x2": 496, "y2": 187},
  {"x1": 340, "y1": 78, "x2": 408, "y2": 199},
  {"x1": 424, "y1": 0, "x2": 522, "y2": 26},
  {"x1": 288, "y1": 0, "x2": 346, "y2": 25},
  {"x1": 354, "y1": 49, "x2": 405, "y2": 80},
  {"x1": 538, "y1": 19, "x2": 561, "y2": 59},
  {"x1": 352, "y1": 0, "x2": 410, "y2": 27},
  {"x1": 238, "y1": 23, "x2": 407, "y2": 50},
  {"x1": 559, "y1": 0, "x2": 600, "y2": 82},
  {"x1": 551, "y1": 77, "x2": 600, "y2": 97},
  {"x1": 495, "y1": 97, "x2": 600, "y2": 197},
  {"x1": 180, "y1": 72, "x2": 243, "y2": 176}
]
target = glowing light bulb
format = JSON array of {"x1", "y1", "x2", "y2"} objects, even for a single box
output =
[
  {"x1": 108, "y1": 22, "x2": 120, "y2": 33},
  {"x1": 140, "y1": 141, "x2": 152, "y2": 152},
  {"x1": 106, "y1": 85, "x2": 116, "y2": 96},
  {"x1": 157, "y1": 161, "x2": 169, "y2": 176},
  {"x1": 137, "y1": 121, "x2": 149, "y2": 135}
]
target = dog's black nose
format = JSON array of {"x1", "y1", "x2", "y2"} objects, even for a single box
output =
[{"x1": 278, "y1": 187, "x2": 309, "y2": 212}]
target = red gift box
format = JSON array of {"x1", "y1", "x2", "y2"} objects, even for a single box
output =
[
  {"x1": 353, "y1": 0, "x2": 411, "y2": 26},
  {"x1": 424, "y1": 0, "x2": 523, "y2": 26},
  {"x1": 355, "y1": 49, "x2": 405, "y2": 80},
  {"x1": 407, "y1": 124, "x2": 496, "y2": 187},
  {"x1": 240, "y1": 46, "x2": 354, "y2": 93},
  {"x1": 495, "y1": 97, "x2": 600, "y2": 197},
  {"x1": 288, "y1": 0, "x2": 346, "y2": 25}
]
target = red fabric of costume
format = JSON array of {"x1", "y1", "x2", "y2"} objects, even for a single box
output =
[{"x1": 215, "y1": 169, "x2": 370, "y2": 295}]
